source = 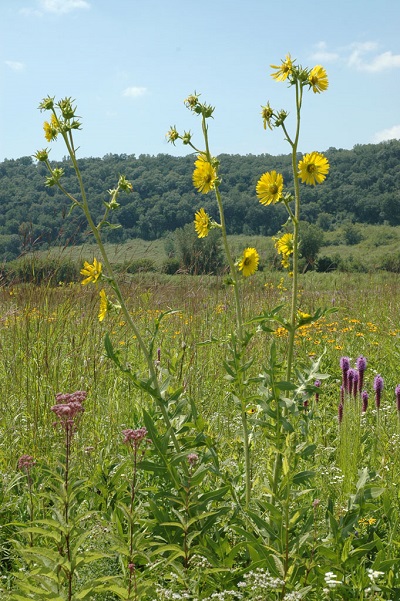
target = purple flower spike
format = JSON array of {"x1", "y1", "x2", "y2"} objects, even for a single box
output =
[
  {"x1": 374, "y1": 375, "x2": 384, "y2": 409},
  {"x1": 338, "y1": 402, "x2": 344, "y2": 424},
  {"x1": 352, "y1": 371, "x2": 359, "y2": 398},
  {"x1": 340, "y1": 356, "x2": 350, "y2": 389},
  {"x1": 356, "y1": 356, "x2": 367, "y2": 391},
  {"x1": 347, "y1": 368, "x2": 356, "y2": 396},
  {"x1": 361, "y1": 391, "x2": 368, "y2": 413},
  {"x1": 395, "y1": 385, "x2": 400, "y2": 412},
  {"x1": 340, "y1": 385, "x2": 345, "y2": 405}
]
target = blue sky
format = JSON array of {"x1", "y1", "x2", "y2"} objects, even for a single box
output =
[{"x1": 2, "y1": 0, "x2": 400, "y2": 162}]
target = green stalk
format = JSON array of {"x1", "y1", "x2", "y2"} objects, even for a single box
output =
[
  {"x1": 270, "y1": 81, "x2": 303, "y2": 504},
  {"x1": 57, "y1": 129, "x2": 181, "y2": 453},
  {"x1": 202, "y1": 116, "x2": 251, "y2": 505},
  {"x1": 282, "y1": 80, "x2": 303, "y2": 381}
]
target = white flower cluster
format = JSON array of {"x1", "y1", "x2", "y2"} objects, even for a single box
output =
[
  {"x1": 204, "y1": 592, "x2": 242, "y2": 601},
  {"x1": 237, "y1": 568, "x2": 285, "y2": 594},
  {"x1": 318, "y1": 465, "x2": 344, "y2": 485},
  {"x1": 282, "y1": 592, "x2": 303, "y2": 600},
  {"x1": 323, "y1": 570, "x2": 342, "y2": 591}
]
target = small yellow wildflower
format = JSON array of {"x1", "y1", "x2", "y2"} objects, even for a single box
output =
[
  {"x1": 270, "y1": 54, "x2": 293, "y2": 81},
  {"x1": 256, "y1": 171, "x2": 284, "y2": 205},
  {"x1": 261, "y1": 102, "x2": 274, "y2": 130},
  {"x1": 166, "y1": 126, "x2": 179, "y2": 144},
  {"x1": 309, "y1": 65, "x2": 329, "y2": 93},
  {"x1": 275, "y1": 233, "x2": 294, "y2": 257},
  {"x1": 98, "y1": 289, "x2": 108, "y2": 322},
  {"x1": 192, "y1": 155, "x2": 217, "y2": 194},
  {"x1": 80, "y1": 258, "x2": 102, "y2": 285},
  {"x1": 194, "y1": 207, "x2": 211, "y2": 238},
  {"x1": 43, "y1": 113, "x2": 59, "y2": 142},
  {"x1": 298, "y1": 152, "x2": 330, "y2": 185},
  {"x1": 238, "y1": 247, "x2": 259, "y2": 277}
]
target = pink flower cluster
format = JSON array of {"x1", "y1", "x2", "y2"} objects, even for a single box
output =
[
  {"x1": 51, "y1": 390, "x2": 87, "y2": 430},
  {"x1": 122, "y1": 427, "x2": 149, "y2": 450},
  {"x1": 18, "y1": 454, "x2": 36, "y2": 472}
]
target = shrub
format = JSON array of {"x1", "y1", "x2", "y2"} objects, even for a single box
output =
[
  {"x1": 6, "y1": 255, "x2": 80, "y2": 285},
  {"x1": 125, "y1": 258, "x2": 157, "y2": 274},
  {"x1": 316, "y1": 254, "x2": 340, "y2": 272},
  {"x1": 379, "y1": 251, "x2": 400, "y2": 272},
  {"x1": 173, "y1": 224, "x2": 225, "y2": 275},
  {"x1": 161, "y1": 257, "x2": 181, "y2": 275}
]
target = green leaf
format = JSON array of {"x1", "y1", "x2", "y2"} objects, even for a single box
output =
[
  {"x1": 292, "y1": 470, "x2": 315, "y2": 485},
  {"x1": 151, "y1": 544, "x2": 185, "y2": 557},
  {"x1": 272, "y1": 554, "x2": 285, "y2": 577}
]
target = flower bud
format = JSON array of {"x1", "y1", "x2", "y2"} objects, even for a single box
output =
[
  {"x1": 58, "y1": 97, "x2": 76, "y2": 120},
  {"x1": 39, "y1": 96, "x2": 55, "y2": 111},
  {"x1": 34, "y1": 149, "x2": 49, "y2": 162},
  {"x1": 274, "y1": 110, "x2": 288, "y2": 127},
  {"x1": 182, "y1": 131, "x2": 192, "y2": 145},
  {"x1": 118, "y1": 175, "x2": 133, "y2": 193},
  {"x1": 184, "y1": 93, "x2": 200, "y2": 110},
  {"x1": 166, "y1": 126, "x2": 179, "y2": 144}
]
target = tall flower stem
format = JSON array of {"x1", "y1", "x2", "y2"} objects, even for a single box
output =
[
  {"x1": 201, "y1": 115, "x2": 251, "y2": 505},
  {"x1": 282, "y1": 80, "x2": 303, "y2": 382},
  {"x1": 270, "y1": 81, "x2": 303, "y2": 503},
  {"x1": 47, "y1": 125, "x2": 181, "y2": 453}
]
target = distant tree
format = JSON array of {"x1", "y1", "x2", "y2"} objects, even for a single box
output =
[
  {"x1": 342, "y1": 222, "x2": 364, "y2": 245},
  {"x1": 299, "y1": 222, "x2": 324, "y2": 271},
  {"x1": 173, "y1": 224, "x2": 225, "y2": 275}
]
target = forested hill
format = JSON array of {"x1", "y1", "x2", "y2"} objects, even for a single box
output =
[{"x1": 0, "y1": 139, "x2": 399, "y2": 259}]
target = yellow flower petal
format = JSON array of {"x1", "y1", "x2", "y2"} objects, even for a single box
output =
[
  {"x1": 298, "y1": 152, "x2": 329, "y2": 186},
  {"x1": 192, "y1": 155, "x2": 217, "y2": 194},
  {"x1": 309, "y1": 65, "x2": 329, "y2": 94},
  {"x1": 194, "y1": 208, "x2": 211, "y2": 238},
  {"x1": 238, "y1": 247, "x2": 259, "y2": 277},
  {"x1": 80, "y1": 258, "x2": 102, "y2": 285},
  {"x1": 256, "y1": 171, "x2": 284, "y2": 205}
]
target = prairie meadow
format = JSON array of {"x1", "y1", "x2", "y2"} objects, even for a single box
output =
[{"x1": 1, "y1": 55, "x2": 400, "y2": 600}]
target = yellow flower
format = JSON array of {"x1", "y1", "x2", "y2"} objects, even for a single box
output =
[
  {"x1": 166, "y1": 126, "x2": 179, "y2": 144},
  {"x1": 261, "y1": 102, "x2": 274, "y2": 130},
  {"x1": 43, "y1": 113, "x2": 59, "y2": 142},
  {"x1": 298, "y1": 152, "x2": 330, "y2": 185},
  {"x1": 309, "y1": 65, "x2": 328, "y2": 93},
  {"x1": 98, "y1": 289, "x2": 108, "y2": 322},
  {"x1": 270, "y1": 54, "x2": 293, "y2": 81},
  {"x1": 298, "y1": 310, "x2": 311, "y2": 320},
  {"x1": 194, "y1": 208, "x2": 211, "y2": 238},
  {"x1": 192, "y1": 155, "x2": 217, "y2": 194},
  {"x1": 275, "y1": 233, "x2": 294, "y2": 257},
  {"x1": 256, "y1": 171, "x2": 284, "y2": 205},
  {"x1": 80, "y1": 258, "x2": 102, "y2": 285},
  {"x1": 238, "y1": 247, "x2": 259, "y2": 277}
]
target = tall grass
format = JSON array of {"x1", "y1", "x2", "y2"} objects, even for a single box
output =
[{"x1": 1, "y1": 270, "x2": 399, "y2": 463}]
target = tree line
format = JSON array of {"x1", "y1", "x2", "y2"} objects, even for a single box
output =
[{"x1": 0, "y1": 139, "x2": 399, "y2": 260}]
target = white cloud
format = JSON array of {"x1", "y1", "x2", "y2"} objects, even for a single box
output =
[
  {"x1": 5, "y1": 60, "x2": 25, "y2": 71},
  {"x1": 21, "y1": 0, "x2": 90, "y2": 16},
  {"x1": 348, "y1": 42, "x2": 400, "y2": 72},
  {"x1": 310, "y1": 42, "x2": 339, "y2": 63},
  {"x1": 373, "y1": 125, "x2": 400, "y2": 143},
  {"x1": 122, "y1": 86, "x2": 147, "y2": 98}
]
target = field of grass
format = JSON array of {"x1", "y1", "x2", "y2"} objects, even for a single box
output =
[
  {"x1": 26, "y1": 224, "x2": 400, "y2": 275},
  {"x1": 1, "y1": 270, "x2": 400, "y2": 599}
]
